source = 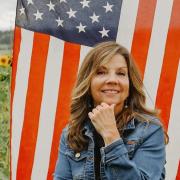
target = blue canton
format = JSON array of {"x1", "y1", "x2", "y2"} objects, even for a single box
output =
[{"x1": 16, "y1": 0, "x2": 122, "y2": 46}]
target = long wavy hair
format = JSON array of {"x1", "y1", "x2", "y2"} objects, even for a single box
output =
[{"x1": 67, "y1": 41, "x2": 167, "y2": 152}]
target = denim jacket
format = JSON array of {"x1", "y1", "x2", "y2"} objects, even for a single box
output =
[{"x1": 54, "y1": 115, "x2": 166, "y2": 180}]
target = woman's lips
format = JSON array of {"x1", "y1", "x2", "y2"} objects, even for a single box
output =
[{"x1": 101, "y1": 89, "x2": 120, "y2": 94}]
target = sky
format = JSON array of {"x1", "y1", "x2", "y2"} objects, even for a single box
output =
[{"x1": 0, "y1": 0, "x2": 17, "y2": 31}]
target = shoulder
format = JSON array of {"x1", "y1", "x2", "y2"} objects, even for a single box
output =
[
  {"x1": 62, "y1": 124, "x2": 69, "y2": 135},
  {"x1": 59, "y1": 124, "x2": 69, "y2": 146},
  {"x1": 135, "y1": 113, "x2": 162, "y2": 127},
  {"x1": 135, "y1": 114, "x2": 164, "y2": 142}
]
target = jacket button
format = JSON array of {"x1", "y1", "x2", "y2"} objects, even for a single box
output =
[{"x1": 75, "y1": 153, "x2": 81, "y2": 158}]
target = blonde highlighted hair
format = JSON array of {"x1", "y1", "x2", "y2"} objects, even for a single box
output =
[{"x1": 67, "y1": 41, "x2": 167, "y2": 152}]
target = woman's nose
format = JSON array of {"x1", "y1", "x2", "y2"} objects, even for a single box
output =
[{"x1": 105, "y1": 74, "x2": 118, "y2": 84}]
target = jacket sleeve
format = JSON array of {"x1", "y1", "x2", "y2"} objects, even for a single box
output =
[
  {"x1": 100, "y1": 123, "x2": 166, "y2": 180},
  {"x1": 53, "y1": 128, "x2": 72, "y2": 180}
]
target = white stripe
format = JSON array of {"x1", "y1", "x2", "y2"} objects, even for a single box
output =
[
  {"x1": 11, "y1": 29, "x2": 33, "y2": 180},
  {"x1": 166, "y1": 61, "x2": 180, "y2": 180},
  {"x1": 116, "y1": 0, "x2": 139, "y2": 50},
  {"x1": 31, "y1": 37, "x2": 64, "y2": 179},
  {"x1": 79, "y1": 45, "x2": 92, "y2": 71},
  {"x1": 143, "y1": 0, "x2": 173, "y2": 108}
]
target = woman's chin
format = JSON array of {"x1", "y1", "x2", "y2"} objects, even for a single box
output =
[
  {"x1": 107, "y1": 102, "x2": 116, "y2": 106},
  {"x1": 100, "y1": 101, "x2": 117, "y2": 106}
]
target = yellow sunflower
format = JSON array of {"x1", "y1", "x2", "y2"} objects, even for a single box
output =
[{"x1": 0, "y1": 55, "x2": 12, "y2": 67}]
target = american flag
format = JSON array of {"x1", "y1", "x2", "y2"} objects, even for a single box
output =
[{"x1": 11, "y1": 0, "x2": 180, "y2": 179}]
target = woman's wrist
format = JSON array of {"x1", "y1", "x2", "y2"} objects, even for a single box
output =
[{"x1": 102, "y1": 129, "x2": 120, "y2": 146}]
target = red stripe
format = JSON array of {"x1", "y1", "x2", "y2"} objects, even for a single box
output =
[
  {"x1": 10, "y1": 26, "x2": 21, "y2": 180},
  {"x1": 131, "y1": 0, "x2": 157, "y2": 77},
  {"x1": 155, "y1": 0, "x2": 180, "y2": 130},
  {"x1": 47, "y1": 42, "x2": 81, "y2": 180},
  {"x1": 16, "y1": 32, "x2": 50, "y2": 178},
  {"x1": 176, "y1": 161, "x2": 180, "y2": 180},
  {"x1": 11, "y1": 26, "x2": 21, "y2": 103}
]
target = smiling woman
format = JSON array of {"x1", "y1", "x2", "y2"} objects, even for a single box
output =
[
  {"x1": 90, "y1": 54, "x2": 129, "y2": 115},
  {"x1": 54, "y1": 41, "x2": 167, "y2": 180}
]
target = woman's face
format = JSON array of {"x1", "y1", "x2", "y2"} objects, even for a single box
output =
[{"x1": 90, "y1": 54, "x2": 129, "y2": 115}]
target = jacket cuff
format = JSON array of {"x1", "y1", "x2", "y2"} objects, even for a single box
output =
[{"x1": 100, "y1": 138, "x2": 128, "y2": 164}]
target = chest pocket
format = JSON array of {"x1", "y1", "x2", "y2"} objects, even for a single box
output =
[
  {"x1": 66, "y1": 150, "x2": 88, "y2": 161},
  {"x1": 123, "y1": 139, "x2": 139, "y2": 159},
  {"x1": 65, "y1": 149, "x2": 88, "y2": 179}
]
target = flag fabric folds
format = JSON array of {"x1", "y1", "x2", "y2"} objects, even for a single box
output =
[
  {"x1": 16, "y1": 0, "x2": 122, "y2": 46},
  {"x1": 12, "y1": 0, "x2": 180, "y2": 180}
]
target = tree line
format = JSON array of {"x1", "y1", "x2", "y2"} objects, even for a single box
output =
[{"x1": 0, "y1": 31, "x2": 13, "y2": 46}]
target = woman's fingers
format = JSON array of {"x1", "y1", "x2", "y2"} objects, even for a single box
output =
[
  {"x1": 88, "y1": 112, "x2": 94, "y2": 119},
  {"x1": 90, "y1": 103, "x2": 115, "y2": 117},
  {"x1": 92, "y1": 108, "x2": 99, "y2": 114},
  {"x1": 101, "y1": 102, "x2": 109, "y2": 108},
  {"x1": 96, "y1": 105, "x2": 103, "y2": 111}
]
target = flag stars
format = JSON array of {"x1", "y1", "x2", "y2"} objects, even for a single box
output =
[
  {"x1": 90, "y1": 12, "x2": 99, "y2": 23},
  {"x1": 47, "y1": 1, "x2": 55, "y2": 11},
  {"x1": 99, "y1": 27, "x2": 110, "y2": 38},
  {"x1": 80, "y1": 0, "x2": 90, "y2": 8},
  {"x1": 56, "y1": 17, "x2": 64, "y2": 27},
  {"x1": 27, "y1": 0, "x2": 33, "y2": 5},
  {"x1": 19, "y1": 7, "x2": 25, "y2": 15},
  {"x1": 103, "y1": 2, "x2": 114, "y2": 13},
  {"x1": 59, "y1": 0, "x2": 67, "y2": 3},
  {"x1": 67, "y1": 8, "x2": 77, "y2": 18},
  {"x1": 76, "y1": 23, "x2": 86, "y2": 33},
  {"x1": 33, "y1": 10, "x2": 43, "y2": 20}
]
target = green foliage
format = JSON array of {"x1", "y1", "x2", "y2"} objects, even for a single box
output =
[
  {"x1": 0, "y1": 31, "x2": 13, "y2": 56},
  {"x1": 0, "y1": 30, "x2": 13, "y2": 45},
  {"x1": 0, "y1": 66, "x2": 11, "y2": 179}
]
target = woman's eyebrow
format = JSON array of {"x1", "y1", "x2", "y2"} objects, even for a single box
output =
[
  {"x1": 97, "y1": 65, "x2": 128, "y2": 71},
  {"x1": 97, "y1": 66, "x2": 107, "y2": 70},
  {"x1": 117, "y1": 67, "x2": 128, "y2": 70},
  {"x1": 98, "y1": 66, "x2": 128, "y2": 70}
]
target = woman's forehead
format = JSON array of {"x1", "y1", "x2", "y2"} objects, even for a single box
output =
[
  {"x1": 98, "y1": 65, "x2": 128, "y2": 70},
  {"x1": 98, "y1": 54, "x2": 127, "y2": 68}
]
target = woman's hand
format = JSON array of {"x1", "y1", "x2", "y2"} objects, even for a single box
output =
[{"x1": 88, "y1": 102, "x2": 120, "y2": 146}]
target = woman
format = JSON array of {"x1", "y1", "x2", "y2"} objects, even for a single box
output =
[{"x1": 54, "y1": 41, "x2": 167, "y2": 180}]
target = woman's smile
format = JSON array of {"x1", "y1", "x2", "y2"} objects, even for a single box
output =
[{"x1": 101, "y1": 89, "x2": 120, "y2": 94}]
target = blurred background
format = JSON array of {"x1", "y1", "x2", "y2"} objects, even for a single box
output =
[{"x1": 0, "y1": 0, "x2": 16, "y2": 179}]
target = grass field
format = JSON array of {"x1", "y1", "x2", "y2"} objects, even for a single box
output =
[
  {"x1": 0, "y1": 66, "x2": 11, "y2": 180},
  {"x1": 0, "y1": 30, "x2": 13, "y2": 179}
]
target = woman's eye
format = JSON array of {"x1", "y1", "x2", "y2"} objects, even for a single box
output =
[
  {"x1": 117, "y1": 72, "x2": 126, "y2": 76},
  {"x1": 96, "y1": 71, "x2": 106, "y2": 75}
]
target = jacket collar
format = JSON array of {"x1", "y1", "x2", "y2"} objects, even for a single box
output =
[
  {"x1": 84, "y1": 118, "x2": 94, "y2": 137},
  {"x1": 123, "y1": 117, "x2": 136, "y2": 130}
]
